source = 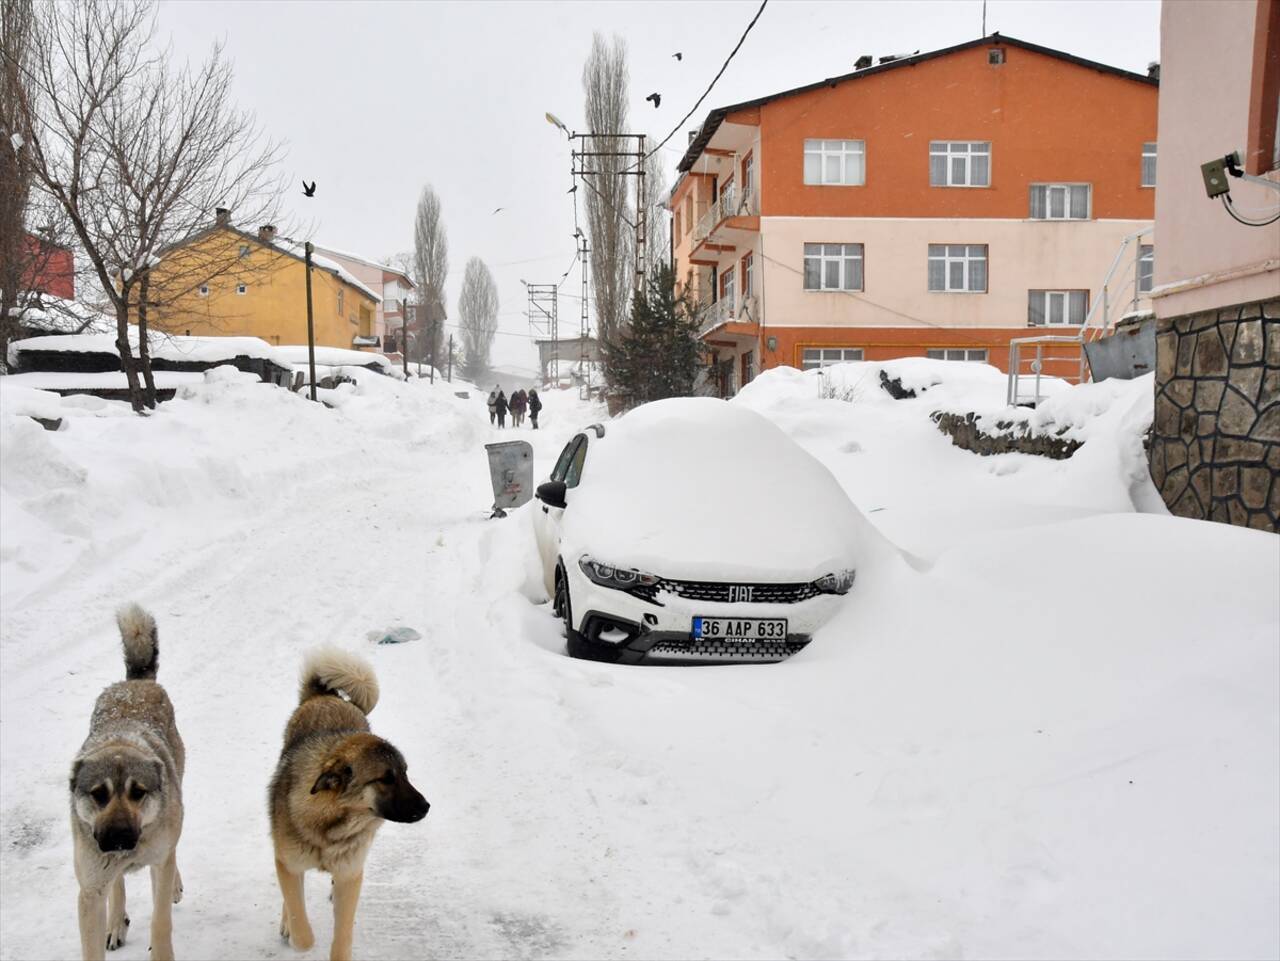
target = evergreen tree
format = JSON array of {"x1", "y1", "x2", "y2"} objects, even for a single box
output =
[{"x1": 602, "y1": 263, "x2": 704, "y2": 408}]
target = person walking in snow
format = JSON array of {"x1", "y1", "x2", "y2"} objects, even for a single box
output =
[
  {"x1": 511, "y1": 389, "x2": 527, "y2": 427},
  {"x1": 527, "y1": 388, "x2": 542, "y2": 430},
  {"x1": 495, "y1": 389, "x2": 509, "y2": 429},
  {"x1": 487, "y1": 389, "x2": 497, "y2": 425}
]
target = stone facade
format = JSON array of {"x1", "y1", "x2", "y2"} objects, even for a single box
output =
[
  {"x1": 1149, "y1": 298, "x2": 1280, "y2": 531},
  {"x1": 931, "y1": 411, "x2": 1083, "y2": 460}
]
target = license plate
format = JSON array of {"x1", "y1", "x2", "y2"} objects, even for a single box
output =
[{"x1": 692, "y1": 617, "x2": 788, "y2": 641}]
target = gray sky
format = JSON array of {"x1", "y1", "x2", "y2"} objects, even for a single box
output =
[{"x1": 155, "y1": 0, "x2": 1160, "y2": 373}]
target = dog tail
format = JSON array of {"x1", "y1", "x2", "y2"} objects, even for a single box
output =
[
  {"x1": 299, "y1": 646, "x2": 379, "y2": 715},
  {"x1": 117, "y1": 603, "x2": 159, "y2": 681}
]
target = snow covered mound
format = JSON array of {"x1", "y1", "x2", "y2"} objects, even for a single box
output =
[{"x1": 560, "y1": 397, "x2": 894, "y2": 581}]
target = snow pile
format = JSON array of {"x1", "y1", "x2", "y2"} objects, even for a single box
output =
[
  {"x1": 8, "y1": 329, "x2": 279, "y2": 365},
  {"x1": 0, "y1": 386, "x2": 133, "y2": 422},
  {"x1": 8, "y1": 294, "x2": 114, "y2": 335},
  {"x1": 272, "y1": 344, "x2": 391, "y2": 370}
]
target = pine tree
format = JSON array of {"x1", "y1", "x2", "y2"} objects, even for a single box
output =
[{"x1": 602, "y1": 263, "x2": 704, "y2": 408}]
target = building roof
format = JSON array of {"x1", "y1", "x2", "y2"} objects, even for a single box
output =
[
  {"x1": 677, "y1": 33, "x2": 1158, "y2": 173},
  {"x1": 312, "y1": 244, "x2": 415, "y2": 288}
]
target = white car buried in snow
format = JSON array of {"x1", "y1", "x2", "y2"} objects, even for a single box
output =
[{"x1": 532, "y1": 397, "x2": 864, "y2": 664}]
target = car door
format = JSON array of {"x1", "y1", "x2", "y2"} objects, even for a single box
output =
[{"x1": 534, "y1": 434, "x2": 585, "y2": 592}]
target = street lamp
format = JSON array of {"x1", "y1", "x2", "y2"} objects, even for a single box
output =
[{"x1": 545, "y1": 112, "x2": 570, "y2": 137}]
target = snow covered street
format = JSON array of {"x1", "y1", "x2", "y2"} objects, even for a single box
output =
[{"x1": 2, "y1": 367, "x2": 1277, "y2": 960}]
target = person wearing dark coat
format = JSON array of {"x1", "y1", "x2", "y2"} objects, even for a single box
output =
[
  {"x1": 527, "y1": 388, "x2": 542, "y2": 430},
  {"x1": 495, "y1": 389, "x2": 509, "y2": 428},
  {"x1": 510, "y1": 389, "x2": 526, "y2": 427}
]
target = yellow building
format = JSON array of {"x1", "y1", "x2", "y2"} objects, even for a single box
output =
[{"x1": 150, "y1": 209, "x2": 380, "y2": 349}]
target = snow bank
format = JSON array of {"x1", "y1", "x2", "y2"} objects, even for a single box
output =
[
  {"x1": 0, "y1": 370, "x2": 205, "y2": 391},
  {"x1": 272, "y1": 344, "x2": 391, "y2": 369}
]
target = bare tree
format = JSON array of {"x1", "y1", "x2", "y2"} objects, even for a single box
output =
[
  {"x1": 16, "y1": 0, "x2": 281, "y2": 411},
  {"x1": 644, "y1": 146, "x2": 669, "y2": 270},
  {"x1": 582, "y1": 32, "x2": 632, "y2": 345},
  {"x1": 0, "y1": 0, "x2": 35, "y2": 363},
  {"x1": 457, "y1": 256, "x2": 498, "y2": 383},
  {"x1": 412, "y1": 184, "x2": 448, "y2": 370}
]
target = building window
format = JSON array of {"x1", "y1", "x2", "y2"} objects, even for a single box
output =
[
  {"x1": 1030, "y1": 184, "x2": 1090, "y2": 220},
  {"x1": 684, "y1": 195, "x2": 693, "y2": 234},
  {"x1": 928, "y1": 244, "x2": 987, "y2": 292},
  {"x1": 238, "y1": 244, "x2": 250, "y2": 258},
  {"x1": 1028, "y1": 289, "x2": 1088, "y2": 326},
  {"x1": 803, "y1": 243, "x2": 864, "y2": 291},
  {"x1": 927, "y1": 348, "x2": 989, "y2": 362},
  {"x1": 1141, "y1": 142, "x2": 1157, "y2": 187},
  {"x1": 803, "y1": 139, "x2": 865, "y2": 186},
  {"x1": 674, "y1": 210, "x2": 683, "y2": 238},
  {"x1": 236, "y1": 283, "x2": 248, "y2": 295},
  {"x1": 719, "y1": 266, "x2": 735, "y2": 307},
  {"x1": 988, "y1": 48, "x2": 1005, "y2": 65},
  {"x1": 741, "y1": 252, "x2": 754, "y2": 297},
  {"x1": 1138, "y1": 244, "x2": 1155, "y2": 293},
  {"x1": 337, "y1": 287, "x2": 345, "y2": 315},
  {"x1": 930, "y1": 141, "x2": 991, "y2": 187},
  {"x1": 741, "y1": 152, "x2": 754, "y2": 196},
  {"x1": 741, "y1": 350, "x2": 755, "y2": 385},
  {"x1": 198, "y1": 284, "x2": 209, "y2": 297},
  {"x1": 802, "y1": 347, "x2": 864, "y2": 370}
]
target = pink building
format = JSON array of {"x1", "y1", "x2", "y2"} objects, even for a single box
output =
[
  {"x1": 312, "y1": 246, "x2": 415, "y2": 353},
  {"x1": 1147, "y1": 0, "x2": 1280, "y2": 530}
]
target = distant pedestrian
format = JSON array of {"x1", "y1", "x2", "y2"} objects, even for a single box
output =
[
  {"x1": 495, "y1": 389, "x2": 509, "y2": 429},
  {"x1": 511, "y1": 389, "x2": 527, "y2": 427},
  {"x1": 528, "y1": 388, "x2": 542, "y2": 430},
  {"x1": 487, "y1": 389, "x2": 497, "y2": 425}
]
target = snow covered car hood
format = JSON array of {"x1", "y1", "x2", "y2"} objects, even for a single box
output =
[{"x1": 558, "y1": 397, "x2": 876, "y2": 583}]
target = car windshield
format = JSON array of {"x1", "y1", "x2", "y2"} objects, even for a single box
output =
[{"x1": 565, "y1": 437, "x2": 588, "y2": 488}]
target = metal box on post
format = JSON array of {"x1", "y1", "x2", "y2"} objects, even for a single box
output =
[{"x1": 484, "y1": 441, "x2": 534, "y2": 518}]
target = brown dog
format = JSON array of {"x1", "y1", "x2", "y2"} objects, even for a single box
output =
[
  {"x1": 70, "y1": 604, "x2": 184, "y2": 961},
  {"x1": 268, "y1": 647, "x2": 429, "y2": 960}
]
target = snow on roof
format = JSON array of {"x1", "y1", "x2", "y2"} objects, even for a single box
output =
[
  {"x1": 0, "y1": 370, "x2": 205, "y2": 391},
  {"x1": 9, "y1": 295, "x2": 114, "y2": 335},
  {"x1": 268, "y1": 237, "x2": 382, "y2": 303},
  {"x1": 10, "y1": 329, "x2": 279, "y2": 363},
  {"x1": 312, "y1": 245, "x2": 414, "y2": 287},
  {"x1": 272, "y1": 345, "x2": 391, "y2": 369}
]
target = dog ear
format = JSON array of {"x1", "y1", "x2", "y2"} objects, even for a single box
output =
[
  {"x1": 150, "y1": 759, "x2": 164, "y2": 792},
  {"x1": 310, "y1": 762, "x2": 353, "y2": 795},
  {"x1": 69, "y1": 758, "x2": 83, "y2": 790}
]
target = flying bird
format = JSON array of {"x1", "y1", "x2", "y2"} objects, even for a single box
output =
[
  {"x1": 567, "y1": 184, "x2": 577, "y2": 194},
  {"x1": 301, "y1": 180, "x2": 316, "y2": 197},
  {"x1": 492, "y1": 207, "x2": 505, "y2": 215},
  {"x1": 646, "y1": 92, "x2": 662, "y2": 109},
  {"x1": 672, "y1": 52, "x2": 683, "y2": 61}
]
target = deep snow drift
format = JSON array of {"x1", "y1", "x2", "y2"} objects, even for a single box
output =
[{"x1": 1, "y1": 363, "x2": 1276, "y2": 960}]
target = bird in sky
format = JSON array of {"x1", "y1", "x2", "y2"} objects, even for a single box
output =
[
  {"x1": 301, "y1": 180, "x2": 316, "y2": 197},
  {"x1": 493, "y1": 207, "x2": 505, "y2": 215},
  {"x1": 566, "y1": 185, "x2": 577, "y2": 194},
  {"x1": 646, "y1": 92, "x2": 662, "y2": 109},
  {"x1": 672, "y1": 52, "x2": 683, "y2": 61}
]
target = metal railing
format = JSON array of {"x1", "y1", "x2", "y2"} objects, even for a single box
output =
[
  {"x1": 1006, "y1": 227, "x2": 1153, "y2": 406},
  {"x1": 692, "y1": 187, "x2": 758, "y2": 244},
  {"x1": 696, "y1": 293, "x2": 758, "y2": 337}
]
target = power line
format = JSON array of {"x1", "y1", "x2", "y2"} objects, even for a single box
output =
[{"x1": 639, "y1": 0, "x2": 769, "y2": 165}]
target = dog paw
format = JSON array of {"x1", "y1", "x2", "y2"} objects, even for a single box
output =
[
  {"x1": 289, "y1": 927, "x2": 315, "y2": 952},
  {"x1": 105, "y1": 914, "x2": 129, "y2": 950},
  {"x1": 171, "y1": 879, "x2": 183, "y2": 904}
]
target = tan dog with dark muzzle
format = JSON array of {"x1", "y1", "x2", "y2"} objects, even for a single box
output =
[
  {"x1": 269, "y1": 647, "x2": 429, "y2": 961},
  {"x1": 69, "y1": 605, "x2": 184, "y2": 961}
]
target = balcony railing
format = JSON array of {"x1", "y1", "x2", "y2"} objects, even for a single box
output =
[
  {"x1": 696, "y1": 294, "x2": 758, "y2": 336},
  {"x1": 692, "y1": 187, "x2": 759, "y2": 244}
]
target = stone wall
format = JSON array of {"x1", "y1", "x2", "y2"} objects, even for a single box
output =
[
  {"x1": 1149, "y1": 298, "x2": 1279, "y2": 531},
  {"x1": 931, "y1": 411, "x2": 1083, "y2": 459}
]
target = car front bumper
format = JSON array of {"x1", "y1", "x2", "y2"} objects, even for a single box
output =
[{"x1": 566, "y1": 565, "x2": 846, "y2": 665}]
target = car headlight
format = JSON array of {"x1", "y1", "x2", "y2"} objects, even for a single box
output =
[
  {"x1": 579, "y1": 555, "x2": 660, "y2": 591},
  {"x1": 815, "y1": 568, "x2": 856, "y2": 595}
]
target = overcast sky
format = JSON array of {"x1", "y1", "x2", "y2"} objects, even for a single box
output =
[{"x1": 155, "y1": 0, "x2": 1160, "y2": 373}]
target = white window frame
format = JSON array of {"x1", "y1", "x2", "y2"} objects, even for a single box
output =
[
  {"x1": 741, "y1": 252, "x2": 754, "y2": 298},
  {"x1": 803, "y1": 139, "x2": 866, "y2": 186},
  {"x1": 803, "y1": 243, "x2": 864, "y2": 291},
  {"x1": 238, "y1": 244, "x2": 251, "y2": 258},
  {"x1": 802, "y1": 347, "x2": 864, "y2": 370},
  {"x1": 1141, "y1": 142, "x2": 1157, "y2": 188},
  {"x1": 927, "y1": 244, "x2": 988, "y2": 293},
  {"x1": 930, "y1": 141, "x2": 991, "y2": 187},
  {"x1": 1028, "y1": 289, "x2": 1088, "y2": 326},
  {"x1": 235, "y1": 283, "x2": 248, "y2": 295},
  {"x1": 1137, "y1": 244, "x2": 1155, "y2": 293},
  {"x1": 1029, "y1": 183, "x2": 1091, "y2": 220},
  {"x1": 926, "y1": 348, "x2": 989, "y2": 362},
  {"x1": 719, "y1": 266, "x2": 735, "y2": 308},
  {"x1": 337, "y1": 287, "x2": 345, "y2": 315},
  {"x1": 197, "y1": 283, "x2": 209, "y2": 297}
]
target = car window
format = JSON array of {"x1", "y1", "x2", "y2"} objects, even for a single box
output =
[
  {"x1": 565, "y1": 436, "x2": 589, "y2": 488},
  {"x1": 551, "y1": 436, "x2": 582, "y2": 483}
]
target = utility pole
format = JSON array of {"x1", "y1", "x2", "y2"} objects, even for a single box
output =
[
  {"x1": 400, "y1": 298, "x2": 409, "y2": 378},
  {"x1": 304, "y1": 242, "x2": 317, "y2": 402},
  {"x1": 447, "y1": 333, "x2": 454, "y2": 382},
  {"x1": 578, "y1": 231, "x2": 590, "y2": 399},
  {"x1": 526, "y1": 283, "x2": 558, "y2": 386},
  {"x1": 569, "y1": 132, "x2": 649, "y2": 303}
]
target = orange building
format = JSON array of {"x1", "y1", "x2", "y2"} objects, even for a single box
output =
[{"x1": 666, "y1": 34, "x2": 1160, "y2": 394}]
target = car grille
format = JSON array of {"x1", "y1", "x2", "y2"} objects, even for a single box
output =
[
  {"x1": 645, "y1": 639, "x2": 808, "y2": 662},
  {"x1": 656, "y1": 579, "x2": 821, "y2": 604}
]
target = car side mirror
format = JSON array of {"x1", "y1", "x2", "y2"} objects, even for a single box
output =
[{"x1": 535, "y1": 480, "x2": 567, "y2": 510}]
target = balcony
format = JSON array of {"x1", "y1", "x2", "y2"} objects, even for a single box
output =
[
  {"x1": 697, "y1": 294, "x2": 759, "y2": 337},
  {"x1": 692, "y1": 187, "x2": 759, "y2": 245}
]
